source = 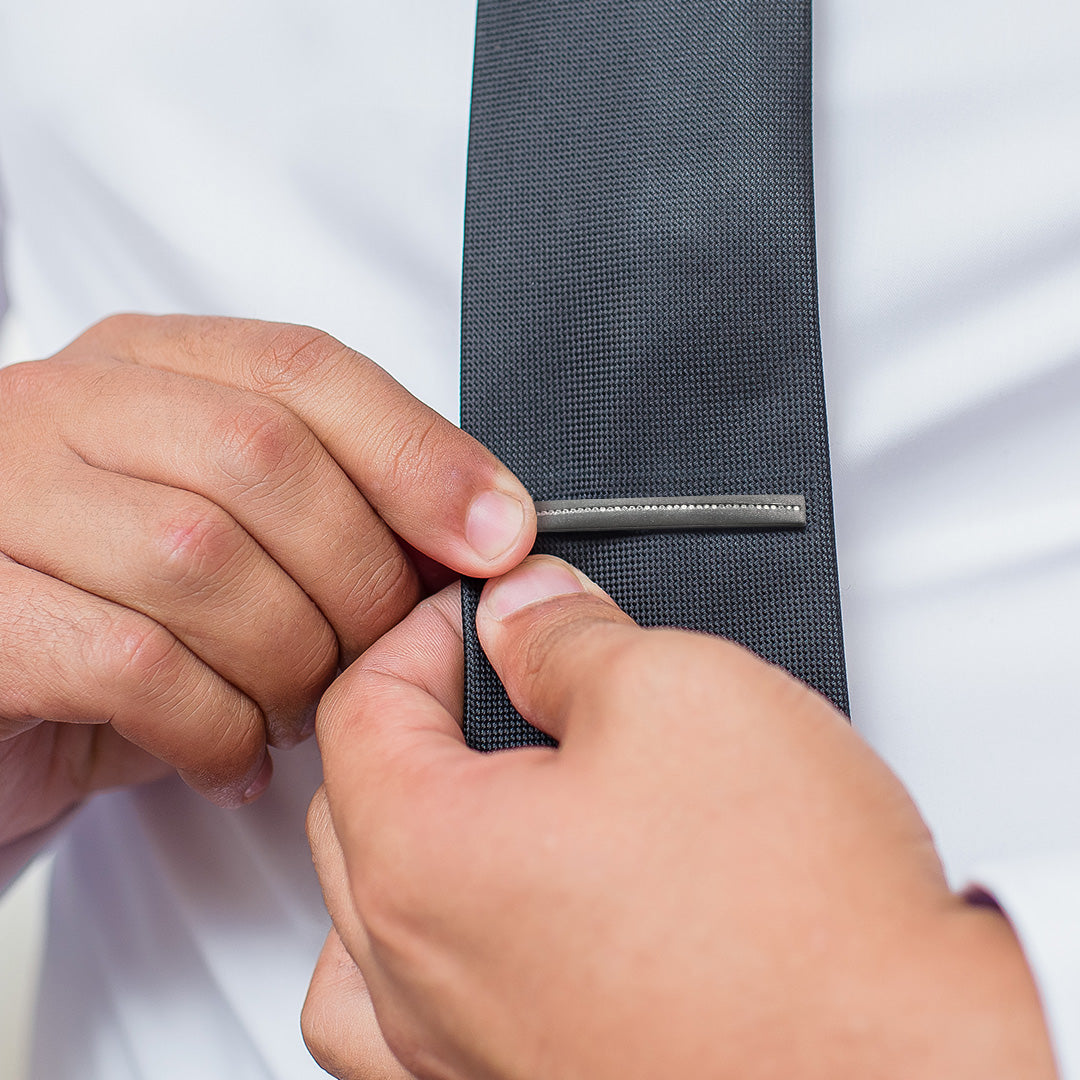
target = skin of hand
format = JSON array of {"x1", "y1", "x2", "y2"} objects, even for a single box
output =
[
  {"x1": 0, "y1": 314, "x2": 535, "y2": 844},
  {"x1": 304, "y1": 555, "x2": 1058, "y2": 1080}
]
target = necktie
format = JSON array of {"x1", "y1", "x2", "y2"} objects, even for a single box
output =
[{"x1": 461, "y1": 1, "x2": 847, "y2": 750}]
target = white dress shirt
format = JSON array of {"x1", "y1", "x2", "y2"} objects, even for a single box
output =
[{"x1": 0, "y1": 1, "x2": 1078, "y2": 1076}]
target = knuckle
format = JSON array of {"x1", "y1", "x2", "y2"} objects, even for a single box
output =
[
  {"x1": 299, "y1": 995, "x2": 335, "y2": 1073},
  {"x1": 81, "y1": 311, "x2": 147, "y2": 346},
  {"x1": 245, "y1": 325, "x2": 352, "y2": 397},
  {"x1": 301, "y1": 979, "x2": 403, "y2": 1080},
  {"x1": 91, "y1": 311, "x2": 132, "y2": 334},
  {"x1": 150, "y1": 499, "x2": 243, "y2": 589},
  {"x1": 0, "y1": 359, "x2": 49, "y2": 407},
  {"x1": 93, "y1": 611, "x2": 181, "y2": 689},
  {"x1": 214, "y1": 398, "x2": 312, "y2": 482}
]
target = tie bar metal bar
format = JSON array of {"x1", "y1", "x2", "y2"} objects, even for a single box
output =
[{"x1": 533, "y1": 495, "x2": 805, "y2": 533}]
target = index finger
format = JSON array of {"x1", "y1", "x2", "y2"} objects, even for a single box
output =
[
  {"x1": 80, "y1": 314, "x2": 536, "y2": 576},
  {"x1": 315, "y1": 582, "x2": 478, "y2": 861}
]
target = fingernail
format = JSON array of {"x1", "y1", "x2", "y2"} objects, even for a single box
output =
[
  {"x1": 465, "y1": 489, "x2": 527, "y2": 563},
  {"x1": 243, "y1": 752, "x2": 273, "y2": 803},
  {"x1": 485, "y1": 559, "x2": 586, "y2": 620}
]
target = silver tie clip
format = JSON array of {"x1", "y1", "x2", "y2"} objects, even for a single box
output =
[{"x1": 533, "y1": 494, "x2": 806, "y2": 533}]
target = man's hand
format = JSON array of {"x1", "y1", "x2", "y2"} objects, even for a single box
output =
[
  {"x1": 0, "y1": 314, "x2": 534, "y2": 844},
  {"x1": 305, "y1": 556, "x2": 1057, "y2": 1080}
]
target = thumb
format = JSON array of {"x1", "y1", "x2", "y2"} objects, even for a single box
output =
[{"x1": 475, "y1": 555, "x2": 641, "y2": 743}]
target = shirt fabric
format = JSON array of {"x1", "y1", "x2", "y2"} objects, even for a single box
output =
[{"x1": 0, "y1": 1, "x2": 1078, "y2": 1076}]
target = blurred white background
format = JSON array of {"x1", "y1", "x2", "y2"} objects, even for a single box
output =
[{"x1": 0, "y1": 859, "x2": 50, "y2": 1080}]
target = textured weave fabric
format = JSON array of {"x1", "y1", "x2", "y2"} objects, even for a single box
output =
[{"x1": 460, "y1": 0, "x2": 847, "y2": 750}]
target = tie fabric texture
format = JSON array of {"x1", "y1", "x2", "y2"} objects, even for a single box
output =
[{"x1": 460, "y1": 1, "x2": 847, "y2": 750}]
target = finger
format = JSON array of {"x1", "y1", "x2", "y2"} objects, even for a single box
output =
[
  {"x1": 0, "y1": 718, "x2": 172, "y2": 844},
  {"x1": 319, "y1": 580, "x2": 466, "y2": 744},
  {"x1": 81, "y1": 314, "x2": 536, "y2": 576},
  {"x1": 307, "y1": 786, "x2": 370, "y2": 966},
  {"x1": 351, "y1": 580, "x2": 466, "y2": 720},
  {"x1": 53, "y1": 356, "x2": 420, "y2": 662},
  {"x1": 0, "y1": 553, "x2": 269, "y2": 806},
  {"x1": 302, "y1": 931, "x2": 417, "y2": 1080},
  {"x1": 474, "y1": 555, "x2": 641, "y2": 743},
  {"x1": 316, "y1": 583, "x2": 490, "y2": 869},
  {"x1": 1, "y1": 456, "x2": 336, "y2": 745}
]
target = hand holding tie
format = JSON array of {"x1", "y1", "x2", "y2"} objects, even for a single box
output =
[
  {"x1": 0, "y1": 314, "x2": 534, "y2": 843},
  {"x1": 305, "y1": 556, "x2": 1055, "y2": 1080}
]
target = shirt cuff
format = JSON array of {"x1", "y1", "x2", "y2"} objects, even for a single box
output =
[{"x1": 970, "y1": 848, "x2": 1080, "y2": 1080}]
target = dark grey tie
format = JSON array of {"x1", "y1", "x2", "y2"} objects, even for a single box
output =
[{"x1": 461, "y1": 1, "x2": 847, "y2": 750}]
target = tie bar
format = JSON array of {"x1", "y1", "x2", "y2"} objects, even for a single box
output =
[{"x1": 533, "y1": 495, "x2": 805, "y2": 533}]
